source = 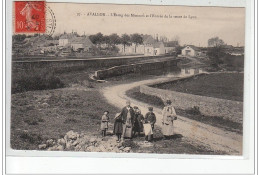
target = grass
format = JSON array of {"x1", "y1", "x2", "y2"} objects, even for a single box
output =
[
  {"x1": 12, "y1": 69, "x2": 64, "y2": 94},
  {"x1": 126, "y1": 87, "x2": 242, "y2": 134},
  {"x1": 11, "y1": 87, "x2": 120, "y2": 150},
  {"x1": 152, "y1": 73, "x2": 244, "y2": 102}
]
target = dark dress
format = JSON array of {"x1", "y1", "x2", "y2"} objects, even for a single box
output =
[
  {"x1": 120, "y1": 106, "x2": 135, "y2": 138},
  {"x1": 113, "y1": 116, "x2": 123, "y2": 135},
  {"x1": 133, "y1": 113, "x2": 144, "y2": 132}
]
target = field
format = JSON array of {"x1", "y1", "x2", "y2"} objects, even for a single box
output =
[
  {"x1": 11, "y1": 87, "x2": 120, "y2": 150},
  {"x1": 152, "y1": 73, "x2": 244, "y2": 102}
]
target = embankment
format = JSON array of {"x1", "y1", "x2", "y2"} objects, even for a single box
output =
[
  {"x1": 12, "y1": 55, "x2": 174, "y2": 70},
  {"x1": 139, "y1": 75, "x2": 243, "y2": 124},
  {"x1": 95, "y1": 59, "x2": 180, "y2": 79}
]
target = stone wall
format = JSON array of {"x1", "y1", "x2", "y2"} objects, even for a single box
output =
[
  {"x1": 95, "y1": 59, "x2": 180, "y2": 79},
  {"x1": 140, "y1": 84, "x2": 243, "y2": 123}
]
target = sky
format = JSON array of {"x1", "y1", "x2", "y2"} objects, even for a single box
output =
[{"x1": 48, "y1": 3, "x2": 245, "y2": 47}]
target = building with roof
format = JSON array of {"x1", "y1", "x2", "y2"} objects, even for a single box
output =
[
  {"x1": 59, "y1": 33, "x2": 78, "y2": 47},
  {"x1": 70, "y1": 36, "x2": 94, "y2": 52},
  {"x1": 58, "y1": 33, "x2": 93, "y2": 53},
  {"x1": 117, "y1": 34, "x2": 176, "y2": 56},
  {"x1": 181, "y1": 45, "x2": 201, "y2": 57}
]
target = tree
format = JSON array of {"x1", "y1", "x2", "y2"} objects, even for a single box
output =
[
  {"x1": 89, "y1": 32, "x2": 104, "y2": 46},
  {"x1": 13, "y1": 34, "x2": 26, "y2": 42},
  {"x1": 108, "y1": 33, "x2": 121, "y2": 46},
  {"x1": 207, "y1": 37, "x2": 226, "y2": 66},
  {"x1": 208, "y1": 37, "x2": 225, "y2": 47},
  {"x1": 130, "y1": 33, "x2": 143, "y2": 53},
  {"x1": 121, "y1": 34, "x2": 131, "y2": 53}
]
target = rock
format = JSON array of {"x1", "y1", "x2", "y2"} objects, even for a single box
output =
[
  {"x1": 119, "y1": 146, "x2": 124, "y2": 150},
  {"x1": 46, "y1": 139, "x2": 54, "y2": 146},
  {"x1": 42, "y1": 102, "x2": 49, "y2": 108},
  {"x1": 66, "y1": 130, "x2": 79, "y2": 140},
  {"x1": 87, "y1": 145, "x2": 95, "y2": 151},
  {"x1": 56, "y1": 145, "x2": 64, "y2": 151},
  {"x1": 99, "y1": 145, "x2": 107, "y2": 152},
  {"x1": 57, "y1": 138, "x2": 66, "y2": 147},
  {"x1": 66, "y1": 142, "x2": 73, "y2": 150},
  {"x1": 72, "y1": 140, "x2": 79, "y2": 146},
  {"x1": 38, "y1": 144, "x2": 47, "y2": 149},
  {"x1": 89, "y1": 138, "x2": 96, "y2": 143},
  {"x1": 123, "y1": 147, "x2": 131, "y2": 152}
]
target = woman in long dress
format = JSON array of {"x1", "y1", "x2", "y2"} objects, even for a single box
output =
[
  {"x1": 113, "y1": 113, "x2": 123, "y2": 142},
  {"x1": 162, "y1": 100, "x2": 177, "y2": 139}
]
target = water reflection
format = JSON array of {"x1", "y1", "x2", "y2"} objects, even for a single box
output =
[{"x1": 140, "y1": 67, "x2": 205, "y2": 78}]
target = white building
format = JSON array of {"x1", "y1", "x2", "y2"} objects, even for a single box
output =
[{"x1": 181, "y1": 45, "x2": 200, "y2": 57}]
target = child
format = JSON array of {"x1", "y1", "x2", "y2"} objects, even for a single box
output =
[
  {"x1": 133, "y1": 109, "x2": 144, "y2": 137},
  {"x1": 113, "y1": 113, "x2": 123, "y2": 142},
  {"x1": 101, "y1": 111, "x2": 109, "y2": 137},
  {"x1": 143, "y1": 107, "x2": 156, "y2": 142}
]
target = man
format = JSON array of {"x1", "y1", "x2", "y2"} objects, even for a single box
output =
[{"x1": 120, "y1": 100, "x2": 135, "y2": 140}]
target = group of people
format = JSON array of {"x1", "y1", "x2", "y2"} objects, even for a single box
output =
[{"x1": 100, "y1": 99, "x2": 177, "y2": 143}]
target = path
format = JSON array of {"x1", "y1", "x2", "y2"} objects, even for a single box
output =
[{"x1": 102, "y1": 77, "x2": 243, "y2": 155}]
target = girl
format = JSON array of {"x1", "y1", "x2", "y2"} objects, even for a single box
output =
[
  {"x1": 100, "y1": 111, "x2": 109, "y2": 137},
  {"x1": 113, "y1": 113, "x2": 123, "y2": 142}
]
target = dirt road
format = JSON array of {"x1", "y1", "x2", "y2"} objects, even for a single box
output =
[{"x1": 102, "y1": 77, "x2": 243, "y2": 155}]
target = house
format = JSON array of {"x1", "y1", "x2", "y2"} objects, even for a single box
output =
[
  {"x1": 58, "y1": 33, "x2": 93, "y2": 52},
  {"x1": 70, "y1": 36, "x2": 94, "y2": 52},
  {"x1": 181, "y1": 45, "x2": 200, "y2": 57},
  {"x1": 58, "y1": 33, "x2": 78, "y2": 47}
]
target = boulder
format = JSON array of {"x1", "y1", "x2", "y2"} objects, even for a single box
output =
[
  {"x1": 123, "y1": 147, "x2": 131, "y2": 152},
  {"x1": 66, "y1": 130, "x2": 79, "y2": 140},
  {"x1": 38, "y1": 144, "x2": 47, "y2": 149},
  {"x1": 46, "y1": 139, "x2": 54, "y2": 147},
  {"x1": 57, "y1": 138, "x2": 66, "y2": 147},
  {"x1": 56, "y1": 145, "x2": 64, "y2": 151}
]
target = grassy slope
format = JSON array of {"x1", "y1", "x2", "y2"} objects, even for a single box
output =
[
  {"x1": 152, "y1": 73, "x2": 244, "y2": 102},
  {"x1": 11, "y1": 87, "x2": 120, "y2": 150}
]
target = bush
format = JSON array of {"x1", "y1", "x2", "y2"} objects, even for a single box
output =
[
  {"x1": 12, "y1": 69, "x2": 65, "y2": 94},
  {"x1": 19, "y1": 131, "x2": 43, "y2": 144},
  {"x1": 24, "y1": 115, "x2": 45, "y2": 125},
  {"x1": 186, "y1": 106, "x2": 201, "y2": 115}
]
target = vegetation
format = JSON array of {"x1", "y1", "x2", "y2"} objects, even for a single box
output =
[
  {"x1": 207, "y1": 37, "x2": 226, "y2": 67},
  {"x1": 12, "y1": 69, "x2": 64, "y2": 94},
  {"x1": 11, "y1": 88, "x2": 120, "y2": 150},
  {"x1": 152, "y1": 73, "x2": 244, "y2": 102}
]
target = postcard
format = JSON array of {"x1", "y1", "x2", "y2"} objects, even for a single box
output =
[{"x1": 9, "y1": 1, "x2": 246, "y2": 156}]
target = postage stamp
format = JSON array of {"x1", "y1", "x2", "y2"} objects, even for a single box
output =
[{"x1": 14, "y1": 1, "x2": 46, "y2": 33}]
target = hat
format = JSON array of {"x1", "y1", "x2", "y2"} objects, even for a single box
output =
[
  {"x1": 148, "y1": 107, "x2": 153, "y2": 111},
  {"x1": 166, "y1": 99, "x2": 172, "y2": 104}
]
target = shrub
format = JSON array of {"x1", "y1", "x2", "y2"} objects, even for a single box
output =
[
  {"x1": 12, "y1": 69, "x2": 64, "y2": 94},
  {"x1": 186, "y1": 106, "x2": 201, "y2": 115},
  {"x1": 24, "y1": 115, "x2": 45, "y2": 125},
  {"x1": 64, "y1": 117, "x2": 78, "y2": 124},
  {"x1": 19, "y1": 131, "x2": 43, "y2": 144}
]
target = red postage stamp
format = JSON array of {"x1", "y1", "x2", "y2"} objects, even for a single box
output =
[{"x1": 14, "y1": 1, "x2": 46, "y2": 33}]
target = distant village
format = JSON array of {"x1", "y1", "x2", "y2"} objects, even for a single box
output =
[{"x1": 12, "y1": 32, "x2": 244, "y2": 58}]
